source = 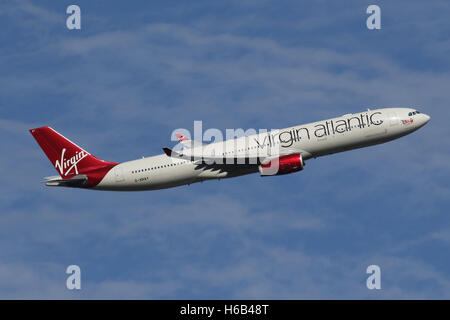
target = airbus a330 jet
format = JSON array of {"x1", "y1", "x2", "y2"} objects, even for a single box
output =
[{"x1": 30, "y1": 107, "x2": 429, "y2": 191}]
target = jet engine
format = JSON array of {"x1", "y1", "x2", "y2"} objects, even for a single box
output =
[{"x1": 258, "y1": 154, "x2": 305, "y2": 176}]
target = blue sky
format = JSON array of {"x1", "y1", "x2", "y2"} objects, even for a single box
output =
[{"x1": 0, "y1": 0, "x2": 449, "y2": 299}]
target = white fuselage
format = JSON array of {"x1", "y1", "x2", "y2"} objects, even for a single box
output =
[{"x1": 96, "y1": 107, "x2": 430, "y2": 191}]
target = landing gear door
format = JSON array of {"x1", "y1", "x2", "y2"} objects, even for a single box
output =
[{"x1": 114, "y1": 167, "x2": 125, "y2": 182}]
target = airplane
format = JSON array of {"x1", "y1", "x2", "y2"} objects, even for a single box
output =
[{"x1": 29, "y1": 107, "x2": 430, "y2": 191}]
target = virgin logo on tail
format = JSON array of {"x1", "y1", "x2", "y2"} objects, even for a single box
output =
[{"x1": 55, "y1": 148, "x2": 90, "y2": 176}]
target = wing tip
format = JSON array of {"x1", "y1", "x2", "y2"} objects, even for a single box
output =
[{"x1": 162, "y1": 147, "x2": 172, "y2": 156}]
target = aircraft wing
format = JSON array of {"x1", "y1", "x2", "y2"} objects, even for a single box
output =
[{"x1": 162, "y1": 147, "x2": 312, "y2": 165}]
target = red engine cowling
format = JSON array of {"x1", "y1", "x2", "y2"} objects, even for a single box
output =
[{"x1": 258, "y1": 154, "x2": 305, "y2": 176}]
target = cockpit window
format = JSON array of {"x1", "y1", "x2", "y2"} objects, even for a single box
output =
[{"x1": 408, "y1": 110, "x2": 421, "y2": 116}]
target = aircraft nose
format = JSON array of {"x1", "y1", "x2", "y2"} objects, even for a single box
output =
[{"x1": 417, "y1": 113, "x2": 430, "y2": 127}]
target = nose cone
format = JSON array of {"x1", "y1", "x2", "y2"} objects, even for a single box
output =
[{"x1": 417, "y1": 113, "x2": 430, "y2": 128}]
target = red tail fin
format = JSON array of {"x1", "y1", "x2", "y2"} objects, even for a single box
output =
[{"x1": 29, "y1": 126, "x2": 117, "y2": 179}]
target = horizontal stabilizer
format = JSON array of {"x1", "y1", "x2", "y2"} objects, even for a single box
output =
[{"x1": 44, "y1": 174, "x2": 88, "y2": 187}]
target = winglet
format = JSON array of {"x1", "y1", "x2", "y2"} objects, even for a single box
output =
[
  {"x1": 163, "y1": 147, "x2": 187, "y2": 160},
  {"x1": 162, "y1": 147, "x2": 173, "y2": 157}
]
